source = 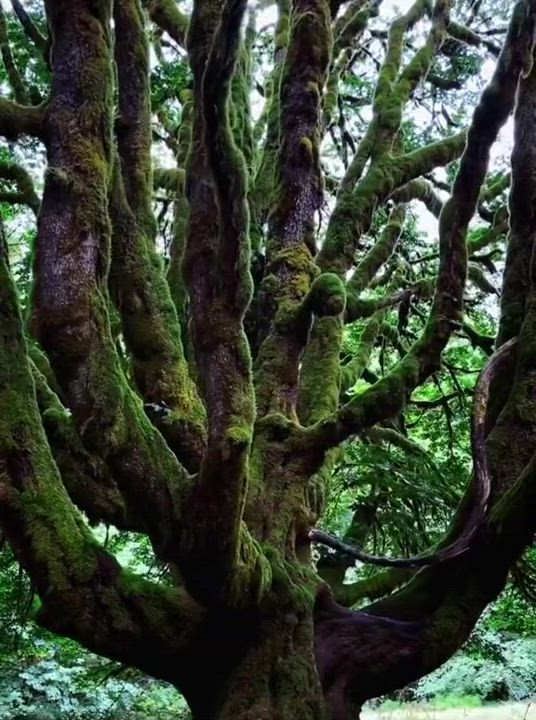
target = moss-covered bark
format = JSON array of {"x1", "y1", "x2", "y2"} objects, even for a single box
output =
[
  {"x1": 111, "y1": 0, "x2": 207, "y2": 472},
  {"x1": 145, "y1": 0, "x2": 189, "y2": 47},
  {"x1": 0, "y1": 224, "x2": 209, "y2": 695},
  {"x1": 0, "y1": 96, "x2": 43, "y2": 138},
  {"x1": 304, "y1": 4, "x2": 533, "y2": 460},
  {"x1": 497, "y1": 60, "x2": 536, "y2": 345},
  {"x1": 33, "y1": 0, "x2": 190, "y2": 563},
  {"x1": 253, "y1": 0, "x2": 332, "y2": 417},
  {"x1": 180, "y1": 0, "x2": 272, "y2": 607},
  {"x1": 3, "y1": 1, "x2": 536, "y2": 718}
]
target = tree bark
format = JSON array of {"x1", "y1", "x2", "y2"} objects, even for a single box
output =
[{"x1": 2, "y1": 1, "x2": 536, "y2": 719}]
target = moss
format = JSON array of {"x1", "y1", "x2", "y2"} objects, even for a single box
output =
[
  {"x1": 340, "y1": 312, "x2": 382, "y2": 393},
  {"x1": 0, "y1": 233, "x2": 102, "y2": 597},
  {"x1": 147, "y1": 0, "x2": 189, "y2": 47},
  {"x1": 110, "y1": 160, "x2": 206, "y2": 471},
  {"x1": 308, "y1": 272, "x2": 346, "y2": 316},
  {"x1": 33, "y1": 0, "x2": 194, "y2": 563},
  {"x1": 298, "y1": 316, "x2": 343, "y2": 425}
]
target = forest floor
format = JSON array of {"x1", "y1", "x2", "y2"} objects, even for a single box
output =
[{"x1": 364, "y1": 701, "x2": 536, "y2": 720}]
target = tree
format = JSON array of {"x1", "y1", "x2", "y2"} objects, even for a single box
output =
[{"x1": 1, "y1": 0, "x2": 536, "y2": 717}]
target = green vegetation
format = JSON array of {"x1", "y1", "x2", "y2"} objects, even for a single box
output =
[{"x1": 0, "y1": 0, "x2": 535, "y2": 718}]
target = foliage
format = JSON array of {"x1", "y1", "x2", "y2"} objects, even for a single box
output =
[
  {"x1": 0, "y1": 0, "x2": 535, "y2": 717},
  {"x1": 0, "y1": 635, "x2": 191, "y2": 720},
  {"x1": 414, "y1": 634, "x2": 536, "y2": 703}
]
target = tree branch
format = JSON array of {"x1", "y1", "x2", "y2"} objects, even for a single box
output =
[
  {"x1": 498, "y1": 54, "x2": 536, "y2": 344},
  {"x1": 448, "y1": 19, "x2": 501, "y2": 56},
  {"x1": 253, "y1": 0, "x2": 332, "y2": 417},
  {"x1": 145, "y1": 0, "x2": 189, "y2": 47},
  {"x1": 10, "y1": 0, "x2": 48, "y2": 56},
  {"x1": 0, "y1": 4, "x2": 29, "y2": 103},
  {"x1": 181, "y1": 0, "x2": 271, "y2": 607},
  {"x1": 30, "y1": 359, "x2": 137, "y2": 530},
  {"x1": 333, "y1": 0, "x2": 380, "y2": 58},
  {"x1": 0, "y1": 225, "x2": 204, "y2": 698},
  {"x1": 346, "y1": 205, "x2": 406, "y2": 298},
  {"x1": 0, "y1": 97, "x2": 43, "y2": 139},
  {"x1": 307, "y1": 5, "x2": 531, "y2": 455},
  {"x1": 111, "y1": 0, "x2": 206, "y2": 472},
  {"x1": 391, "y1": 178, "x2": 443, "y2": 217},
  {"x1": 0, "y1": 160, "x2": 40, "y2": 215},
  {"x1": 33, "y1": 0, "x2": 189, "y2": 564}
]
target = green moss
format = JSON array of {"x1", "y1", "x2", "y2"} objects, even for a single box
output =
[
  {"x1": 0, "y1": 236, "x2": 103, "y2": 597},
  {"x1": 308, "y1": 272, "x2": 346, "y2": 316},
  {"x1": 299, "y1": 135, "x2": 314, "y2": 155},
  {"x1": 298, "y1": 316, "x2": 343, "y2": 425}
]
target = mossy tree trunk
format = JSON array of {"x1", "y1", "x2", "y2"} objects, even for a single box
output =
[{"x1": 1, "y1": 0, "x2": 536, "y2": 718}]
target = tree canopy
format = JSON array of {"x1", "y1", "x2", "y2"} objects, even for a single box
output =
[{"x1": 1, "y1": 0, "x2": 536, "y2": 718}]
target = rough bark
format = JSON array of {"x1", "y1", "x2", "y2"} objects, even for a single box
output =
[{"x1": 1, "y1": 1, "x2": 536, "y2": 719}]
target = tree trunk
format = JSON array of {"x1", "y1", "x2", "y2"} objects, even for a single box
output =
[
  {"x1": 215, "y1": 613, "x2": 324, "y2": 720},
  {"x1": 175, "y1": 603, "x2": 326, "y2": 720}
]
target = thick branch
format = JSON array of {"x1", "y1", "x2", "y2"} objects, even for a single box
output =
[
  {"x1": 34, "y1": 0, "x2": 188, "y2": 563},
  {"x1": 253, "y1": 0, "x2": 332, "y2": 417},
  {"x1": 182, "y1": 0, "x2": 270, "y2": 607},
  {"x1": 448, "y1": 19, "x2": 501, "y2": 56},
  {"x1": 310, "y1": 338, "x2": 515, "y2": 567},
  {"x1": 333, "y1": 0, "x2": 379, "y2": 57},
  {"x1": 318, "y1": 128, "x2": 466, "y2": 276},
  {"x1": 145, "y1": 0, "x2": 189, "y2": 47},
  {"x1": 111, "y1": 0, "x2": 206, "y2": 472},
  {"x1": 373, "y1": 0, "x2": 451, "y2": 158},
  {"x1": 165, "y1": 91, "x2": 192, "y2": 321},
  {"x1": 346, "y1": 205, "x2": 406, "y2": 298},
  {"x1": 340, "y1": 312, "x2": 383, "y2": 395},
  {"x1": 308, "y1": 7, "x2": 532, "y2": 454},
  {"x1": 0, "y1": 227, "x2": 204, "y2": 696},
  {"x1": 498, "y1": 57, "x2": 536, "y2": 344},
  {"x1": 30, "y1": 359, "x2": 137, "y2": 530},
  {"x1": 333, "y1": 567, "x2": 416, "y2": 606},
  {"x1": 0, "y1": 97, "x2": 43, "y2": 139},
  {"x1": 391, "y1": 178, "x2": 443, "y2": 217}
]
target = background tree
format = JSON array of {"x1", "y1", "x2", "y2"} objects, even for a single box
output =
[{"x1": 1, "y1": 0, "x2": 536, "y2": 719}]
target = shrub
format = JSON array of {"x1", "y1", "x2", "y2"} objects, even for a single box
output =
[{"x1": 415, "y1": 635, "x2": 536, "y2": 702}]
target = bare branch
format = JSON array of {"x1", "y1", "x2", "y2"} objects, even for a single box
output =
[
  {"x1": 10, "y1": 0, "x2": 48, "y2": 56},
  {"x1": 0, "y1": 4, "x2": 28, "y2": 103}
]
